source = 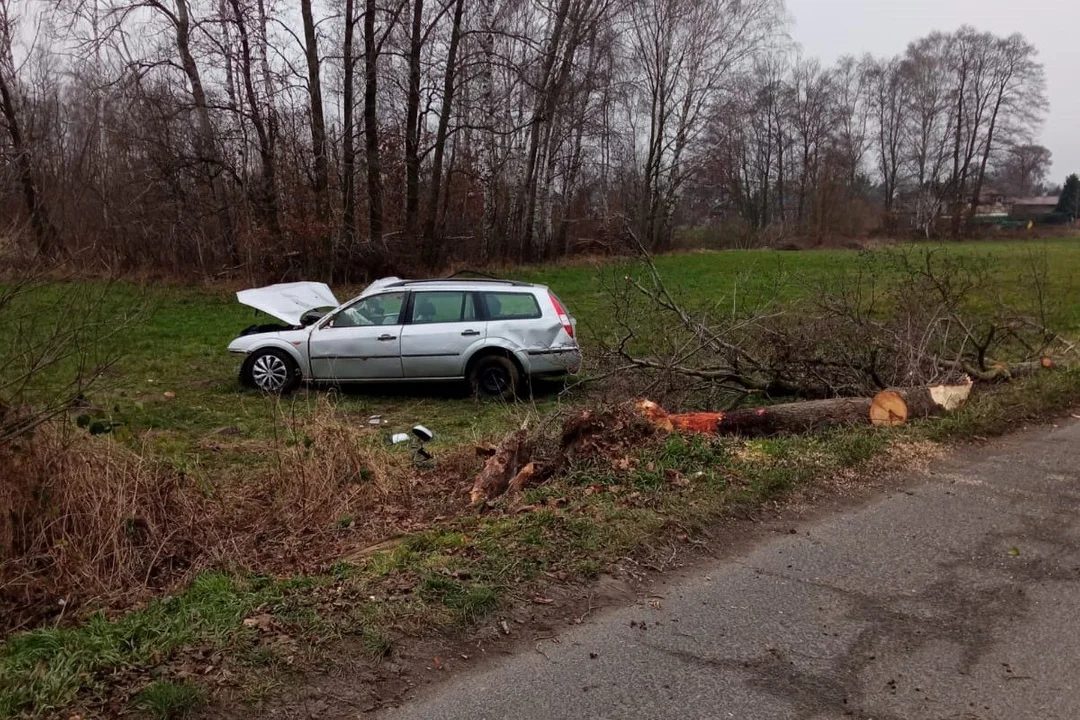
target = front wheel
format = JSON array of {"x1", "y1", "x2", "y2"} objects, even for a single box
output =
[
  {"x1": 241, "y1": 349, "x2": 301, "y2": 394},
  {"x1": 468, "y1": 355, "x2": 520, "y2": 401}
]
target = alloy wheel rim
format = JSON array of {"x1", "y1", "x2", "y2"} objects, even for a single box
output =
[{"x1": 252, "y1": 354, "x2": 288, "y2": 391}]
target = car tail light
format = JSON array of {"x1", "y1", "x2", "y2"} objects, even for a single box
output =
[{"x1": 548, "y1": 291, "x2": 574, "y2": 339}]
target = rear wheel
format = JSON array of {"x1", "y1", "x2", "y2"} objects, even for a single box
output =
[
  {"x1": 468, "y1": 355, "x2": 520, "y2": 401},
  {"x1": 241, "y1": 349, "x2": 301, "y2": 394}
]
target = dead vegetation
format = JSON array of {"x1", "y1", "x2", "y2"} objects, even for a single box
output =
[{"x1": 0, "y1": 399, "x2": 479, "y2": 634}]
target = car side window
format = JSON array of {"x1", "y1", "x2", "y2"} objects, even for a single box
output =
[
  {"x1": 481, "y1": 292, "x2": 541, "y2": 320},
  {"x1": 332, "y1": 292, "x2": 406, "y2": 328},
  {"x1": 409, "y1": 291, "x2": 477, "y2": 324}
]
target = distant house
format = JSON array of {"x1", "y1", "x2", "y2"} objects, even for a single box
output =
[
  {"x1": 974, "y1": 188, "x2": 1009, "y2": 219},
  {"x1": 1008, "y1": 196, "x2": 1058, "y2": 221}
]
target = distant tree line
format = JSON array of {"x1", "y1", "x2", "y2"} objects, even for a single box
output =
[{"x1": 0, "y1": 0, "x2": 1059, "y2": 278}]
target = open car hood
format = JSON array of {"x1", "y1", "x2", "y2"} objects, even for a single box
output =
[{"x1": 236, "y1": 282, "x2": 340, "y2": 326}]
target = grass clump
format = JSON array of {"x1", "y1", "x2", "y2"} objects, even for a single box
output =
[{"x1": 132, "y1": 680, "x2": 206, "y2": 719}]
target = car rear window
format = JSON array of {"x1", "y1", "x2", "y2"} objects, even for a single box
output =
[
  {"x1": 481, "y1": 292, "x2": 541, "y2": 320},
  {"x1": 408, "y1": 291, "x2": 477, "y2": 324}
]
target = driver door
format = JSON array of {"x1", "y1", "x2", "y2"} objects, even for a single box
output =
[{"x1": 308, "y1": 292, "x2": 407, "y2": 381}]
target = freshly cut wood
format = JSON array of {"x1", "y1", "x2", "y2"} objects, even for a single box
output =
[
  {"x1": 632, "y1": 400, "x2": 673, "y2": 433},
  {"x1": 637, "y1": 381, "x2": 974, "y2": 437},
  {"x1": 927, "y1": 378, "x2": 973, "y2": 411},
  {"x1": 870, "y1": 390, "x2": 907, "y2": 427},
  {"x1": 470, "y1": 429, "x2": 531, "y2": 505},
  {"x1": 507, "y1": 461, "x2": 538, "y2": 494},
  {"x1": 669, "y1": 397, "x2": 876, "y2": 436}
]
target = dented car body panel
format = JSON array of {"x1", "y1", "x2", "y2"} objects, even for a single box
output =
[{"x1": 227, "y1": 277, "x2": 580, "y2": 392}]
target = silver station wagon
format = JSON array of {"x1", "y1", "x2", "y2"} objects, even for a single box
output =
[{"x1": 227, "y1": 276, "x2": 580, "y2": 399}]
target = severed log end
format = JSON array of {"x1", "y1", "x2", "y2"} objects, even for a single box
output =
[
  {"x1": 928, "y1": 377, "x2": 973, "y2": 411},
  {"x1": 470, "y1": 429, "x2": 531, "y2": 505},
  {"x1": 870, "y1": 390, "x2": 908, "y2": 427},
  {"x1": 634, "y1": 399, "x2": 673, "y2": 433}
]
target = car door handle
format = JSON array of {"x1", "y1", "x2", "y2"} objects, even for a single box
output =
[
  {"x1": 377, "y1": 334, "x2": 397, "y2": 341},
  {"x1": 461, "y1": 329, "x2": 480, "y2": 337}
]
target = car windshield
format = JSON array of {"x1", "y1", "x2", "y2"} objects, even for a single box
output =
[{"x1": 333, "y1": 292, "x2": 405, "y2": 327}]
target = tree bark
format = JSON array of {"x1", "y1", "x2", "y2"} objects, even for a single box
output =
[
  {"x1": 300, "y1": 0, "x2": 330, "y2": 222},
  {"x1": 420, "y1": 0, "x2": 465, "y2": 265},
  {"x1": 0, "y1": 68, "x2": 55, "y2": 255},
  {"x1": 363, "y1": 0, "x2": 384, "y2": 247},
  {"x1": 403, "y1": 0, "x2": 424, "y2": 241},
  {"x1": 477, "y1": 0, "x2": 497, "y2": 260},
  {"x1": 342, "y1": 0, "x2": 357, "y2": 245},
  {"x1": 228, "y1": 0, "x2": 282, "y2": 239}
]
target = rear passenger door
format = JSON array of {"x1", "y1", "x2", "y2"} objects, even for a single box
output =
[{"x1": 399, "y1": 291, "x2": 486, "y2": 378}]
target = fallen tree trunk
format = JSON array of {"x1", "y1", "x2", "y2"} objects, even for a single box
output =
[{"x1": 636, "y1": 380, "x2": 974, "y2": 437}]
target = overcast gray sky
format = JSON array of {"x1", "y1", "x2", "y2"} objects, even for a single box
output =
[{"x1": 786, "y1": 0, "x2": 1079, "y2": 186}]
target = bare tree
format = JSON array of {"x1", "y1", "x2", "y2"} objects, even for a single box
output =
[
  {"x1": 300, "y1": 0, "x2": 330, "y2": 221},
  {"x1": 0, "y1": 0, "x2": 56, "y2": 255},
  {"x1": 992, "y1": 143, "x2": 1052, "y2": 197}
]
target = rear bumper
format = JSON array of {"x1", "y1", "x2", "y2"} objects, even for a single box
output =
[{"x1": 526, "y1": 347, "x2": 581, "y2": 376}]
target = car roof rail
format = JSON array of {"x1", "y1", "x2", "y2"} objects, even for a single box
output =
[
  {"x1": 445, "y1": 269, "x2": 503, "y2": 280},
  {"x1": 386, "y1": 275, "x2": 532, "y2": 288}
]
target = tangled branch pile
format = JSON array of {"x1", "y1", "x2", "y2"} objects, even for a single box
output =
[{"x1": 600, "y1": 244, "x2": 1072, "y2": 409}]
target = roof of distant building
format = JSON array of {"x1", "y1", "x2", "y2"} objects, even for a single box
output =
[{"x1": 1010, "y1": 196, "x2": 1059, "y2": 206}]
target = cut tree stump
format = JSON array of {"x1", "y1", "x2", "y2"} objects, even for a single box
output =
[{"x1": 470, "y1": 429, "x2": 531, "y2": 505}]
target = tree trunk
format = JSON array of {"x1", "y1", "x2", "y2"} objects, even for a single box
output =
[
  {"x1": 403, "y1": 0, "x2": 423, "y2": 241},
  {"x1": 175, "y1": 0, "x2": 236, "y2": 261},
  {"x1": 0, "y1": 69, "x2": 55, "y2": 255},
  {"x1": 229, "y1": 0, "x2": 282, "y2": 239},
  {"x1": 420, "y1": 0, "x2": 465, "y2": 266},
  {"x1": 363, "y1": 0, "x2": 384, "y2": 247},
  {"x1": 342, "y1": 0, "x2": 357, "y2": 246},
  {"x1": 518, "y1": 0, "x2": 573, "y2": 261},
  {"x1": 469, "y1": 429, "x2": 531, "y2": 505},
  {"x1": 300, "y1": 0, "x2": 330, "y2": 222},
  {"x1": 636, "y1": 384, "x2": 973, "y2": 438},
  {"x1": 478, "y1": 0, "x2": 497, "y2": 260}
]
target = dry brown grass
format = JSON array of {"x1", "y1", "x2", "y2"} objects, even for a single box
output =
[
  {"x1": 0, "y1": 425, "x2": 203, "y2": 630},
  {"x1": 0, "y1": 399, "x2": 481, "y2": 633}
]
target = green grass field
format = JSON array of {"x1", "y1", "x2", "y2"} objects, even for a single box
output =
[
  {"x1": 8, "y1": 239, "x2": 1080, "y2": 466},
  {"x1": 4, "y1": 239, "x2": 1080, "y2": 718}
]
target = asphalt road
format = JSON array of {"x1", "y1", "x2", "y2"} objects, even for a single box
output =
[{"x1": 379, "y1": 420, "x2": 1080, "y2": 720}]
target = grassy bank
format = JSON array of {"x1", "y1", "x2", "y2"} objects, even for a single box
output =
[
  {"x1": 2, "y1": 240, "x2": 1080, "y2": 717},
  {"x1": 4, "y1": 368, "x2": 1080, "y2": 717}
]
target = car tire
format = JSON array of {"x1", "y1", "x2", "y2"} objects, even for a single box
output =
[
  {"x1": 241, "y1": 348, "x2": 301, "y2": 394},
  {"x1": 469, "y1": 355, "x2": 520, "y2": 401}
]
